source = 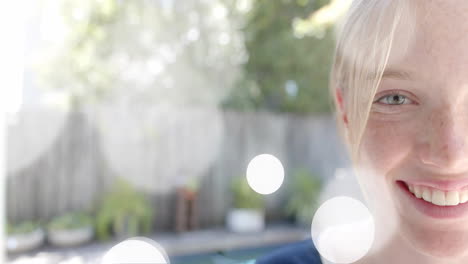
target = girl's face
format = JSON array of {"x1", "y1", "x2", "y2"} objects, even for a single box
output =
[{"x1": 358, "y1": 1, "x2": 468, "y2": 259}]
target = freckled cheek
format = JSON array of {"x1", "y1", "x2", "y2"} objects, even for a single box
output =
[{"x1": 359, "y1": 120, "x2": 417, "y2": 175}]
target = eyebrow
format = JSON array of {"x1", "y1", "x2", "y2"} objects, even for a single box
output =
[{"x1": 381, "y1": 68, "x2": 413, "y2": 80}]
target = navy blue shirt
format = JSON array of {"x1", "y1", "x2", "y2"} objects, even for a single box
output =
[{"x1": 256, "y1": 239, "x2": 322, "y2": 264}]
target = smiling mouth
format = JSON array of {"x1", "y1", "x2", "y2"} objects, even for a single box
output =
[{"x1": 402, "y1": 182, "x2": 468, "y2": 207}]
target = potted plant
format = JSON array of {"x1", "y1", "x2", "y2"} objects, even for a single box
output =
[
  {"x1": 7, "y1": 221, "x2": 45, "y2": 254},
  {"x1": 226, "y1": 177, "x2": 265, "y2": 233},
  {"x1": 96, "y1": 178, "x2": 153, "y2": 240},
  {"x1": 286, "y1": 169, "x2": 322, "y2": 227},
  {"x1": 47, "y1": 211, "x2": 94, "y2": 247}
]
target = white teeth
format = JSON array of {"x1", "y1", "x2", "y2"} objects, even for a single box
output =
[
  {"x1": 432, "y1": 190, "x2": 446, "y2": 206},
  {"x1": 446, "y1": 191, "x2": 459, "y2": 206},
  {"x1": 422, "y1": 188, "x2": 432, "y2": 202},
  {"x1": 461, "y1": 191, "x2": 468, "y2": 203},
  {"x1": 407, "y1": 183, "x2": 468, "y2": 207},
  {"x1": 414, "y1": 185, "x2": 422, "y2": 198}
]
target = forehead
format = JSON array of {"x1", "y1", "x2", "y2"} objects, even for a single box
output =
[{"x1": 386, "y1": 1, "x2": 468, "y2": 84}]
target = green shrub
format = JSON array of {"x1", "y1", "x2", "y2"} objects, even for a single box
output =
[
  {"x1": 7, "y1": 221, "x2": 41, "y2": 235},
  {"x1": 96, "y1": 178, "x2": 153, "y2": 240},
  {"x1": 286, "y1": 169, "x2": 322, "y2": 225},
  {"x1": 223, "y1": 0, "x2": 335, "y2": 114},
  {"x1": 231, "y1": 177, "x2": 264, "y2": 210},
  {"x1": 48, "y1": 212, "x2": 93, "y2": 231}
]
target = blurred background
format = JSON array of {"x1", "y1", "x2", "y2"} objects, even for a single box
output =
[{"x1": 5, "y1": 0, "x2": 353, "y2": 263}]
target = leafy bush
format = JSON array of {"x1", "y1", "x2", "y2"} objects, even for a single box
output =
[
  {"x1": 96, "y1": 179, "x2": 153, "y2": 240},
  {"x1": 231, "y1": 177, "x2": 264, "y2": 210},
  {"x1": 48, "y1": 212, "x2": 93, "y2": 231},
  {"x1": 223, "y1": 0, "x2": 335, "y2": 114},
  {"x1": 286, "y1": 169, "x2": 322, "y2": 225},
  {"x1": 7, "y1": 221, "x2": 41, "y2": 235}
]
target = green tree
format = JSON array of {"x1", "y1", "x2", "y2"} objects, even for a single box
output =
[
  {"x1": 223, "y1": 0, "x2": 337, "y2": 114},
  {"x1": 38, "y1": 0, "x2": 246, "y2": 108}
]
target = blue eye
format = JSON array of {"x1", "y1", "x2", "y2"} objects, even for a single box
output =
[{"x1": 376, "y1": 94, "x2": 409, "y2": 105}]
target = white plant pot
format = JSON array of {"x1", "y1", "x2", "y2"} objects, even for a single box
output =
[
  {"x1": 7, "y1": 228, "x2": 45, "y2": 254},
  {"x1": 47, "y1": 226, "x2": 94, "y2": 247},
  {"x1": 226, "y1": 208, "x2": 265, "y2": 233}
]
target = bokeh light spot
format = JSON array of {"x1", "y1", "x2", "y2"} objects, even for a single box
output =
[
  {"x1": 246, "y1": 154, "x2": 284, "y2": 195},
  {"x1": 311, "y1": 196, "x2": 374, "y2": 264},
  {"x1": 101, "y1": 237, "x2": 169, "y2": 264}
]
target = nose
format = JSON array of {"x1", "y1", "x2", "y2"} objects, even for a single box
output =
[{"x1": 417, "y1": 107, "x2": 468, "y2": 174}]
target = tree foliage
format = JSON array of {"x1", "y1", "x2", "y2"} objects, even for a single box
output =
[
  {"x1": 223, "y1": 0, "x2": 336, "y2": 113},
  {"x1": 38, "y1": 0, "x2": 246, "y2": 107},
  {"x1": 37, "y1": 0, "x2": 341, "y2": 113}
]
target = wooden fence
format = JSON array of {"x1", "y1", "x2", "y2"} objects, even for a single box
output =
[{"x1": 7, "y1": 107, "x2": 350, "y2": 230}]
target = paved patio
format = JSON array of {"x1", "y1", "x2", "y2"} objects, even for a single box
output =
[{"x1": 7, "y1": 224, "x2": 310, "y2": 264}]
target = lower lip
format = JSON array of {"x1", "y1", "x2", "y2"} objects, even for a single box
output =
[{"x1": 396, "y1": 181, "x2": 468, "y2": 219}]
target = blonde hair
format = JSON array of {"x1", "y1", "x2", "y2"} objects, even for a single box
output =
[{"x1": 330, "y1": 0, "x2": 415, "y2": 163}]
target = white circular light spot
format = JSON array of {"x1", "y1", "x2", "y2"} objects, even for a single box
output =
[
  {"x1": 246, "y1": 154, "x2": 284, "y2": 195},
  {"x1": 101, "y1": 237, "x2": 170, "y2": 264},
  {"x1": 311, "y1": 196, "x2": 374, "y2": 264},
  {"x1": 8, "y1": 108, "x2": 67, "y2": 175},
  {"x1": 93, "y1": 105, "x2": 223, "y2": 194}
]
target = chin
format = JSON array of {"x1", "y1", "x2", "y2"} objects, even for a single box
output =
[{"x1": 401, "y1": 221, "x2": 468, "y2": 260}]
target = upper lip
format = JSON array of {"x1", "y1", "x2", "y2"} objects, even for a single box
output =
[{"x1": 401, "y1": 177, "x2": 468, "y2": 191}]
